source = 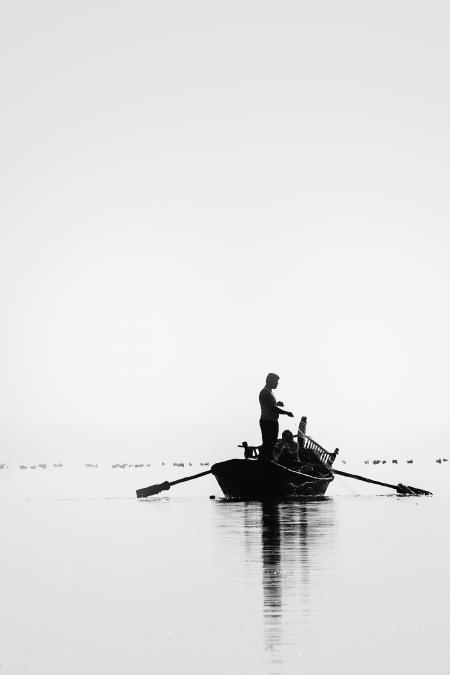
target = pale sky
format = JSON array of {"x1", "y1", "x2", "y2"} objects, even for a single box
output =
[{"x1": 1, "y1": 1, "x2": 449, "y2": 462}]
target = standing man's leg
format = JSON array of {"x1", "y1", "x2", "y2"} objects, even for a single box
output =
[{"x1": 259, "y1": 420, "x2": 279, "y2": 460}]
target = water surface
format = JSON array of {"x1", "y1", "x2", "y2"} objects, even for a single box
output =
[{"x1": 1, "y1": 462, "x2": 448, "y2": 674}]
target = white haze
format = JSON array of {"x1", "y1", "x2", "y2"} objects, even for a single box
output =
[{"x1": 1, "y1": 0, "x2": 449, "y2": 463}]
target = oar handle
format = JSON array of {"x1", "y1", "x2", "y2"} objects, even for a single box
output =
[
  {"x1": 333, "y1": 469, "x2": 397, "y2": 490},
  {"x1": 334, "y1": 469, "x2": 432, "y2": 495},
  {"x1": 169, "y1": 469, "x2": 211, "y2": 486},
  {"x1": 136, "y1": 469, "x2": 212, "y2": 498}
]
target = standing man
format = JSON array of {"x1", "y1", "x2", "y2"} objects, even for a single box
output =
[{"x1": 259, "y1": 373, "x2": 294, "y2": 460}]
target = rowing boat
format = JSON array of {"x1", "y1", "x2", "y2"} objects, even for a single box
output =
[
  {"x1": 210, "y1": 431, "x2": 338, "y2": 499},
  {"x1": 135, "y1": 420, "x2": 432, "y2": 499},
  {"x1": 211, "y1": 458, "x2": 333, "y2": 499}
]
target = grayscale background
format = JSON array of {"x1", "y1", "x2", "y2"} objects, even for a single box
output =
[{"x1": 1, "y1": 2, "x2": 449, "y2": 674}]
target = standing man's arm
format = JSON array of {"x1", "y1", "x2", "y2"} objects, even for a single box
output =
[{"x1": 260, "y1": 389, "x2": 294, "y2": 417}]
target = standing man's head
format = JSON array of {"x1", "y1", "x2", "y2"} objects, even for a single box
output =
[{"x1": 266, "y1": 373, "x2": 280, "y2": 390}]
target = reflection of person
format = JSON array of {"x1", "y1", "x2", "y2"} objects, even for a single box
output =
[
  {"x1": 259, "y1": 373, "x2": 294, "y2": 460},
  {"x1": 273, "y1": 430, "x2": 299, "y2": 468}
]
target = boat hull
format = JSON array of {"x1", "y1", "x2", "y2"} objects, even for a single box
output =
[{"x1": 211, "y1": 458, "x2": 334, "y2": 499}]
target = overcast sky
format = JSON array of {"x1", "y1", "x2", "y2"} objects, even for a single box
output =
[{"x1": 2, "y1": 1, "x2": 449, "y2": 462}]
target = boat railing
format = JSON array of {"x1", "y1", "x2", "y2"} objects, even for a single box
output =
[{"x1": 298, "y1": 431, "x2": 339, "y2": 468}]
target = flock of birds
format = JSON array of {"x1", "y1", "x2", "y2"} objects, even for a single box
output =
[
  {"x1": 0, "y1": 461, "x2": 211, "y2": 470},
  {"x1": 108, "y1": 461, "x2": 211, "y2": 469},
  {"x1": 363, "y1": 458, "x2": 448, "y2": 465},
  {"x1": 0, "y1": 463, "x2": 64, "y2": 470},
  {"x1": 0, "y1": 458, "x2": 448, "y2": 471}
]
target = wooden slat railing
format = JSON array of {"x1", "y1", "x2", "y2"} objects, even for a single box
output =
[{"x1": 298, "y1": 431, "x2": 339, "y2": 468}]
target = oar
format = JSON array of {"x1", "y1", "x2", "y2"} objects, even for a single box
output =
[
  {"x1": 333, "y1": 469, "x2": 432, "y2": 496},
  {"x1": 136, "y1": 469, "x2": 212, "y2": 498}
]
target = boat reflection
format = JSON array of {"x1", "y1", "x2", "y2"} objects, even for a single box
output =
[
  {"x1": 255, "y1": 499, "x2": 337, "y2": 662},
  {"x1": 213, "y1": 496, "x2": 337, "y2": 669}
]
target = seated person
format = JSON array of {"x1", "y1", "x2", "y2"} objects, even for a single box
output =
[{"x1": 273, "y1": 430, "x2": 300, "y2": 468}]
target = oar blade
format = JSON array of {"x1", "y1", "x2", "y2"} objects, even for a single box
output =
[
  {"x1": 136, "y1": 481, "x2": 170, "y2": 498},
  {"x1": 396, "y1": 483, "x2": 433, "y2": 496}
]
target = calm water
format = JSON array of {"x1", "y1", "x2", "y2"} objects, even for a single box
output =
[{"x1": 1, "y1": 461, "x2": 449, "y2": 674}]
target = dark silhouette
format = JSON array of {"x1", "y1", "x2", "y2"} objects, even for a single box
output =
[
  {"x1": 258, "y1": 500, "x2": 337, "y2": 661},
  {"x1": 273, "y1": 429, "x2": 300, "y2": 468},
  {"x1": 259, "y1": 373, "x2": 293, "y2": 460},
  {"x1": 136, "y1": 468, "x2": 212, "y2": 498},
  {"x1": 333, "y1": 468, "x2": 432, "y2": 495},
  {"x1": 298, "y1": 415, "x2": 307, "y2": 451}
]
